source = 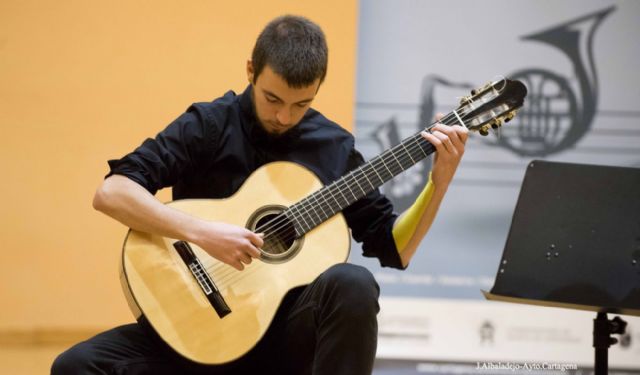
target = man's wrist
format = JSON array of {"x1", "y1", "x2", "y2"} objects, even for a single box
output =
[{"x1": 181, "y1": 216, "x2": 207, "y2": 245}]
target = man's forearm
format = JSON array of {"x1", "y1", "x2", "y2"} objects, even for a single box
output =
[
  {"x1": 92, "y1": 174, "x2": 204, "y2": 243},
  {"x1": 392, "y1": 176, "x2": 448, "y2": 267}
]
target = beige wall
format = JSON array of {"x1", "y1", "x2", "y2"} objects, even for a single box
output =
[{"x1": 0, "y1": 0, "x2": 357, "y2": 330}]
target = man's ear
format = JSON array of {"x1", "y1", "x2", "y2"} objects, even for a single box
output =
[{"x1": 246, "y1": 60, "x2": 254, "y2": 84}]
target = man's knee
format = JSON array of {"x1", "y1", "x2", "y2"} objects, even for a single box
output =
[
  {"x1": 323, "y1": 263, "x2": 378, "y2": 289},
  {"x1": 51, "y1": 343, "x2": 95, "y2": 375},
  {"x1": 321, "y1": 263, "x2": 380, "y2": 312}
]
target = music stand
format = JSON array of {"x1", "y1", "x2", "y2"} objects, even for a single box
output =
[{"x1": 483, "y1": 160, "x2": 640, "y2": 375}]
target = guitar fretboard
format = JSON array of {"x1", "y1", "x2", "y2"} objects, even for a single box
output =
[{"x1": 281, "y1": 78, "x2": 527, "y2": 237}]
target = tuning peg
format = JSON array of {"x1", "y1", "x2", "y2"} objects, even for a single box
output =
[
  {"x1": 491, "y1": 119, "x2": 503, "y2": 129},
  {"x1": 471, "y1": 89, "x2": 478, "y2": 95},
  {"x1": 504, "y1": 111, "x2": 515, "y2": 123},
  {"x1": 479, "y1": 128, "x2": 489, "y2": 136}
]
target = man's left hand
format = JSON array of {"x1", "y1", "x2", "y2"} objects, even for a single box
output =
[{"x1": 420, "y1": 121, "x2": 468, "y2": 190}]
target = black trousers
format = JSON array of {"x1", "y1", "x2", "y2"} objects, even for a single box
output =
[{"x1": 52, "y1": 263, "x2": 380, "y2": 375}]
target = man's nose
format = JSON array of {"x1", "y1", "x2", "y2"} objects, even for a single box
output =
[{"x1": 276, "y1": 108, "x2": 291, "y2": 125}]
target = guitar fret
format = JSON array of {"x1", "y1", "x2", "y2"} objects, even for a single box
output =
[
  {"x1": 401, "y1": 142, "x2": 416, "y2": 164},
  {"x1": 412, "y1": 135, "x2": 429, "y2": 158},
  {"x1": 284, "y1": 210, "x2": 302, "y2": 238},
  {"x1": 387, "y1": 148, "x2": 405, "y2": 174},
  {"x1": 291, "y1": 204, "x2": 311, "y2": 232},
  {"x1": 323, "y1": 183, "x2": 342, "y2": 215},
  {"x1": 312, "y1": 192, "x2": 330, "y2": 221},
  {"x1": 351, "y1": 170, "x2": 367, "y2": 196},
  {"x1": 378, "y1": 157, "x2": 393, "y2": 180},
  {"x1": 315, "y1": 190, "x2": 332, "y2": 219},
  {"x1": 369, "y1": 160, "x2": 385, "y2": 184},
  {"x1": 336, "y1": 177, "x2": 350, "y2": 205},
  {"x1": 364, "y1": 164, "x2": 384, "y2": 186},
  {"x1": 359, "y1": 166, "x2": 375, "y2": 190},
  {"x1": 372, "y1": 158, "x2": 389, "y2": 181},
  {"x1": 344, "y1": 175, "x2": 358, "y2": 201},
  {"x1": 298, "y1": 198, "x2": 318, "y2": 228},
  {"x1": 308, "y1": 195, "x2": 324, "y2": 225},
  {"x1": 297, "y1": 202, "x2": 313, "y2": 230},
  {"x1": 326, "y1": 183, "x2": 342, "y2": 211}
]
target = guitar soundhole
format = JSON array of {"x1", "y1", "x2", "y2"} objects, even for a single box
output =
[{"x1": 246, "y1": 205, "x2": 303, "y2": 264}]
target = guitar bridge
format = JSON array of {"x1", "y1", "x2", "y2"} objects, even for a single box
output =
[{"x1": 173, "y1": 241, "x2": 231, "y2": 318}]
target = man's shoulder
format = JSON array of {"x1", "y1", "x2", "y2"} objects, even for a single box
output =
[
  {"x1": 188, "y1": 90, "x2": 240, "y2": 124},
  {"x1": 302, "y1": 108, "x2": 354, "y2": 141}
]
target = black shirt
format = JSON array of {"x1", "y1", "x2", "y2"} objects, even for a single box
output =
[{"x1": 107, "y1": 85, "x2": 403, "y2": 269}]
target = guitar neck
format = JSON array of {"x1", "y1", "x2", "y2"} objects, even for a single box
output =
[
  {"x1": 284, "y1": 77, "x2": 528, "y2": 236},
  {"x1": 285, "y1": 114, "x2": 461, "y2": 236}
]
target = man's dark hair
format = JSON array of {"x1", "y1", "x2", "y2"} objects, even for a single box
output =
[{"x1": 251, "y1": 15, "x2": 328, "y2": 88}]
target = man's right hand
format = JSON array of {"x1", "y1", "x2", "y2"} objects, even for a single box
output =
[{"x1": 191, "y1": 222, "x2": 263, "y2": 271}]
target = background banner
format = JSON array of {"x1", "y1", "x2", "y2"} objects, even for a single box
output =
[{"x1": 350, "y1": 0, "x2": 640, "y2": 369}]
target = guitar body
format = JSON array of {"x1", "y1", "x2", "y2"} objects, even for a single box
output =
[{"x1": 120, "y1": 161, "x2": 351, "y2": 364}]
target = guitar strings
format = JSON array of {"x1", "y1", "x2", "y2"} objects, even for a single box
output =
[
  {"x1": 211, "y1": 259, "x2": 263, "y2": 288},
  {"x1": 205, "y1": 105, "x2": 484, "y2": 285}
]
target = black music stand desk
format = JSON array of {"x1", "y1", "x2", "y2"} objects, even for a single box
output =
[{"x1": 483, "y1": 160, "x2": 640, "y2": 375}]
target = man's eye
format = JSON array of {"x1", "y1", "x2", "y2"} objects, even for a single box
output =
[
  {"x1": 297, "y1": 103, "x2": 309, "y2": 108},
  {"x1": 266, "y1": 97, "x2": 278, "y2": 103}
]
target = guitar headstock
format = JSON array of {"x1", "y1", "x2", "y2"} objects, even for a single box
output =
[{"x1": 451, "y1": 78, "x2": 527, "y2": 136}]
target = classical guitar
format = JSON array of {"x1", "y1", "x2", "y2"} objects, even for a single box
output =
[{"x1": 120, "y1": 78, "x2": 527, "y2": 364}]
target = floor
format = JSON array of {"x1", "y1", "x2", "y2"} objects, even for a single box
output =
[{"x1": 4, "y1": 341, "x2": 638, "y2": 375}]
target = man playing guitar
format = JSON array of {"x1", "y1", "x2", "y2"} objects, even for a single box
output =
[{"x1": 52, "y1": 14, "x2": 467, "y2": 375}]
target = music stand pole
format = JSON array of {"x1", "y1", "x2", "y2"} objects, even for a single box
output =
[{"x1": 593, "y1": 312, "x2": 627, "y2": 375}]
